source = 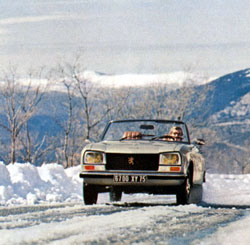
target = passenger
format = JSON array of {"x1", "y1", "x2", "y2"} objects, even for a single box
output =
[{"x1": 122, "y1": 131, "x2": 142, "y2": 140}]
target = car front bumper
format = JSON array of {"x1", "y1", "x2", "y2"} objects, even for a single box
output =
[{"x1": 79, "y1": 171, "x2": 186, "y2": 187}]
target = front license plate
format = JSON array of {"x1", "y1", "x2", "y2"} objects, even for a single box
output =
[{"x1": 113, "y1": 175, "x2": 147, "y2": 183}]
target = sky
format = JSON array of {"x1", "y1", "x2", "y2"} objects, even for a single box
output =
[{"x1": 1, "y1": 0, "x2": 250, "y2": 77}]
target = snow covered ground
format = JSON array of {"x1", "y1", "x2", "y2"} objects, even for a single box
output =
[
  {"x1": 195, "y1": 214, "x2": 250, "y2": 245},
  {"x1": 0, "y1": 161, "x2": 250, "y2": 206},
  {"x1": 0, "y1": 162, "x2": 250, "y2": 244}
]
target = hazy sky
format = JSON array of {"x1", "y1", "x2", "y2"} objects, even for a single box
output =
[{"x1": 1, "y1": 0, "x2": 250, "y2": 77}]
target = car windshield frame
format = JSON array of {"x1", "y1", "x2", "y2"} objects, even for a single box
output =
[{"x1": 101, "y1": 119, "x2": 191, "y2": 144}]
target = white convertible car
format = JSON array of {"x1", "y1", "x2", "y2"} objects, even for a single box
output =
[{"x1": 79, "y1": 119, "x2": 205, "y2": 205}]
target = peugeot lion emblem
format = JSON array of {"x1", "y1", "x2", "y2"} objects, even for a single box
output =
[{"x1": 128, "y1": 156, "x2": 135, "y2": 165}]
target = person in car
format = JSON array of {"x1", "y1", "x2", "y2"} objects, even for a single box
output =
[
  {"x1": 163, "y1": 126, "x2": 183, "y2": 141},
  {"x1": 122, "y1": 131, "x2": 142, "y2": 140},
  {"x1": 169, "y1": 126, "x2": 183, "y2": 141}
]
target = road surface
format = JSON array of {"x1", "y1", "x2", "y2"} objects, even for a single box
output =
[{"x1": 0, "y1": 195, "x2": 249, "y2": 244}]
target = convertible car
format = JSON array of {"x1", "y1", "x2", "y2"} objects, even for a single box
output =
[{"x1": 79, "y1": 119, "x2": 205, "y2": 205}]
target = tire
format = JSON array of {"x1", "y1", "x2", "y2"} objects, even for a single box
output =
[
  {"x1": 83, "y1": 183, "x2": 98, "y2": 205},
  {"x1": 176, "y1": 169, "x2": 192, "y2": 205},
  {"x1": 203, "y1": 171, "x2": 206, "y2": 182},
  {"x1": 189, "y1": 185, "x2": 203, "y2": 204},
  {"x1": 109, "y1": 191, "x2": 122, "y2": 202}
]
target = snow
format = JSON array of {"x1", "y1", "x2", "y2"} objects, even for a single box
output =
[
  {"x1": 212, "y1": 92, "x2": 250, "y2": 123},
  {"x1": 203, "y1": 174, "x2": 250, "y2": 205},
  {"x1": 0, "y1": 162, "x2": 82, "y2": 206},
  {"x1": 0, "y1": 204, "x2": 209, "y2": 245},
  {"x1": 0, "y1": 161, "x2": 250, "y2": 206},
  {"x1": 81, "y1": 70, "x2": 211, "y2": 88},
  {"x1": 0, "y1": 206, "x2": 165, "y2": 244},
  {"x1": 215, "y1": 119, "x2": 250, "y2": 127},
  {"x1": 11, "y1": 70, "x2": 212, "y2": 92},
  {"x1": 0, "y1": 162, "x2": 250, "y2": 244},
  {"x1": 195, "y1": 214, "x2": 250, "y2": 245}
]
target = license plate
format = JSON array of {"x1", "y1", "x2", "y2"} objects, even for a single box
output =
[{"x1": 113, "y1": 175, "x2": 147, "y2": 183}]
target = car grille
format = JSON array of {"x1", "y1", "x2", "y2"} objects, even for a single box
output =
[{"x1": 106, "y1": 153, "x2": 159, "y2": 171}]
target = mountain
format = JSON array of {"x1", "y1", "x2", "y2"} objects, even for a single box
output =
[
  {"x1": 200, "y1": 68, "x2": 250, "y2": 122},
  {"x1": 194, "y1": 68, "x2": 250, "y2": 174},
  {"x1": 82, "y1": 70, "x2": 209, "y2": 88}
]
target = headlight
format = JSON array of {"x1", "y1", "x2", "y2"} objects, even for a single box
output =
[
  {"x1": 159, "y1": 153, "x2": 181, "y2": 165},
  {"x1": 84, "y1": 151, "x2": 105, "y2": 164}
]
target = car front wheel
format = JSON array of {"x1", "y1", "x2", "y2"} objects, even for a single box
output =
[{"x1": 83, "y1": 183, "x2": 98, "y2": 205}]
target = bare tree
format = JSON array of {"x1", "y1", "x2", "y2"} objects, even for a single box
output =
[
  {"x1": 55, "y1": 76, "x2": 78, "y2": 166},
  {"x1": 19, "y1": 123, "x2": 57, "y2": 165},
  {"x1": 0, "y1": 67, "x2": 46, "y2": 164},
  {"x1": 49, "y1": 58, "x2": 133, "y2": 167},
  {"x1": 64, "y1": 60, "x2": 128, "y2": 141},
  {"x1": 48, "y1": 62, "x2": 79, "y2": 167}
]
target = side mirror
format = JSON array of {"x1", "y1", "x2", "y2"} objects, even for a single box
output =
[
  {"x1": 84, "y1": 139, "x2": 92, "y2": 144},
  {"x1": 194, "y1": 138, "x2": 205, "y2": 146}
]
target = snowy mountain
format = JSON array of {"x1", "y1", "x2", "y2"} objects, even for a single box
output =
[
  {"x1": 81, "y1": 70, "x2": 210, "y2": 88},
  {"x1": 202, "y1": 68, "x2": 250, "y2": 123},
  {"x1": 192, "y1": 68, "x2": 250, "y2": 174}
]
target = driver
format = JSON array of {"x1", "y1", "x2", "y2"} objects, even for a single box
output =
[
  {"x1": 163, "y1": 126, "x2": 183, "y2": 141},
  {"x1": 169, "y1": 126, "x2": 183, "y2": 141}
]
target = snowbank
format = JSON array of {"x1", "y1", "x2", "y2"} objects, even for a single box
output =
[
  {"x1": 0, "y1": 162, "x2": 82, "y2": 206},
  {"x1": 203, "y1": 173, "x2": 250, "y2": 206},
  {"x1": 0, "y1": 162, "x2": 250, "y2": 206}
]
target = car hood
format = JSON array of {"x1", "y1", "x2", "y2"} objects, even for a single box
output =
[{"x1": 84, "y1": 140, "x2": 192, "y2": 154}]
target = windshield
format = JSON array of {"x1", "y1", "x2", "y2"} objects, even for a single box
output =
[{"x1": 102, "y1": 120, "x2": 190, "y2": 143}]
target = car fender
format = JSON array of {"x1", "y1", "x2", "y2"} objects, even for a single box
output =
[{"x1": 186, "y1": 148, "x2": 205, "y2": 185}]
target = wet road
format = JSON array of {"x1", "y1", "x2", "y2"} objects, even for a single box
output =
[{"x1": 0, "y1": 197, "x2": 249, "y2": 244}]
